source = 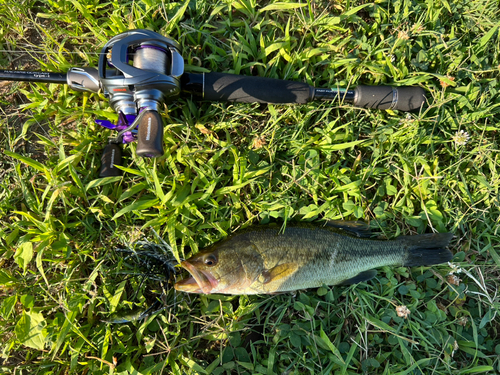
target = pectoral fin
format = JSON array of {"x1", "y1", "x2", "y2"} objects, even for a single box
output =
[
  {"x1": 339, "y1": 270, "x2": 377, "y2": 285},
  {"x1": 261, "y1": 263, "x2": 298, "y2": 284}
]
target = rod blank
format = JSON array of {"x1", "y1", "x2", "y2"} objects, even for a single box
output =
[{"x1": 0, "y1": 69, "x2": 67, "y2": 84}]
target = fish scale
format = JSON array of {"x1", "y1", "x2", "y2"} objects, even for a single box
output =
[
  {"x1": 174, "y1": 222, "x2": 454, "y2": 295},
  {"x1": 246, "y1": 227, "x2": 407, "y2": 293}
]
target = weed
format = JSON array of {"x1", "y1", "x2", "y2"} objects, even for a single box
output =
[{"x1": 1, "y1": 0, "x2": 499, "y2": 374}]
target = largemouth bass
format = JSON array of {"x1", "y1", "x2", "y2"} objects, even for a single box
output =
[{"x1": 174, "y1": 222, "x2": 453, "y2": 295}]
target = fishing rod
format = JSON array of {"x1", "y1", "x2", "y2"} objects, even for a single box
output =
[{"x1": 0, "y1": 29, "x2": 426, "y2": 178}]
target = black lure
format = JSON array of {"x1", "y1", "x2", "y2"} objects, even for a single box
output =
[
  {"x1": 105, "y1": 237, "x2": 179, "y2": 324},
  {"x1": 116, "y1": 240, "x2": 178, "y2": 283}
]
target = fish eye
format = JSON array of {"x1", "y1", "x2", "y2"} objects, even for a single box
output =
[{"x1": 204, "y1": 254, "x2": 217, "y2": 266}]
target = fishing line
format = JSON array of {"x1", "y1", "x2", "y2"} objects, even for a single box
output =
[{"x1": 0, "y1": 50, "x2": 103, "y2": 55}]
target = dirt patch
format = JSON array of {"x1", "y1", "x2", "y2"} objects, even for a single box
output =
[{"x1": 1, "y1": 17, "x2": 57, "y2": 160}]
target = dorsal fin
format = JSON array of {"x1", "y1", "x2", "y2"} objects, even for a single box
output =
[{"x1": 324, "y1": 220, "x2": 373, "y2": 238}]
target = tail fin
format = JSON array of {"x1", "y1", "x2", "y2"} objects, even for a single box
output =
[{"x1": 401, "y1": 233, "x2": 454, "y2": 267}]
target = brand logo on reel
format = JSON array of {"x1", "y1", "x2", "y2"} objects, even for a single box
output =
[
  {"x1": 146, "y1": 117, "x2": 152, "y2": 141},
  {"x1": 110, "y1": 148, "x2": 115, "y2": 168}
]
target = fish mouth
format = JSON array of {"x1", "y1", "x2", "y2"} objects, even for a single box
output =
[{"x1": 174, "y1": 261, "x2": 218, "y2": 294}]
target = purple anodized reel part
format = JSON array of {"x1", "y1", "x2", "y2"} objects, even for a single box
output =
[{"x1": 95, "y1": 112, "x2": 137, "y2": 143}]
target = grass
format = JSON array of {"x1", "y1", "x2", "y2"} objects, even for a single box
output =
[{"x1": 1, "y1": 0, "x2": 500, "y2": 373}]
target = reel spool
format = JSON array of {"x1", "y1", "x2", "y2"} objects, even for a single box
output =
[{"x1": 97, "y1": 30, "x2": 184, "y2": 177}]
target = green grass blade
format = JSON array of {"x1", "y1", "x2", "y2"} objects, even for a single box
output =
[
  {"x1": 4, "y1": 150, "x2": 48, "y2": 173},
  {"x1": 111, "y1": 197, "x2": 159, "y2": 220}
]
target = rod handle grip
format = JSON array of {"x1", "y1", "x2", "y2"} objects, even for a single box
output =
[
  {"x1": 99, "y1": 143, "x2": 122, "y2": 177},
  {"x1": 136, "y1": 110, "x2": 164, "y2": 158},
  {"x1": 353, "y1": 85, "x2": 426, "y2": 112},
  {"x1": 203, "y1": 72, "x2": 313, "y2": 104}
]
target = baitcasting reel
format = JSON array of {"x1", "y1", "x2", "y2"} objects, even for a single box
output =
[
  {"x1": 66, "y1": 29, "x2": 184, "y2": 177},
  {"x1": 1, "y1": 29, "x2": 428, "y2": 179}
]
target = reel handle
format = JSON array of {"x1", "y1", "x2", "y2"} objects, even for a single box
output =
[
  {"x1": 99, "y1": 143, "x2": 123, "y2": 177},
  {"x1": 136, "y1": 110, "x2": 164, "y2": 158}
]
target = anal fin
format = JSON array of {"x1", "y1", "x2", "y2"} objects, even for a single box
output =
[{"x1": 339, "y1": 269, "x2": 377, "y2": 285}]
